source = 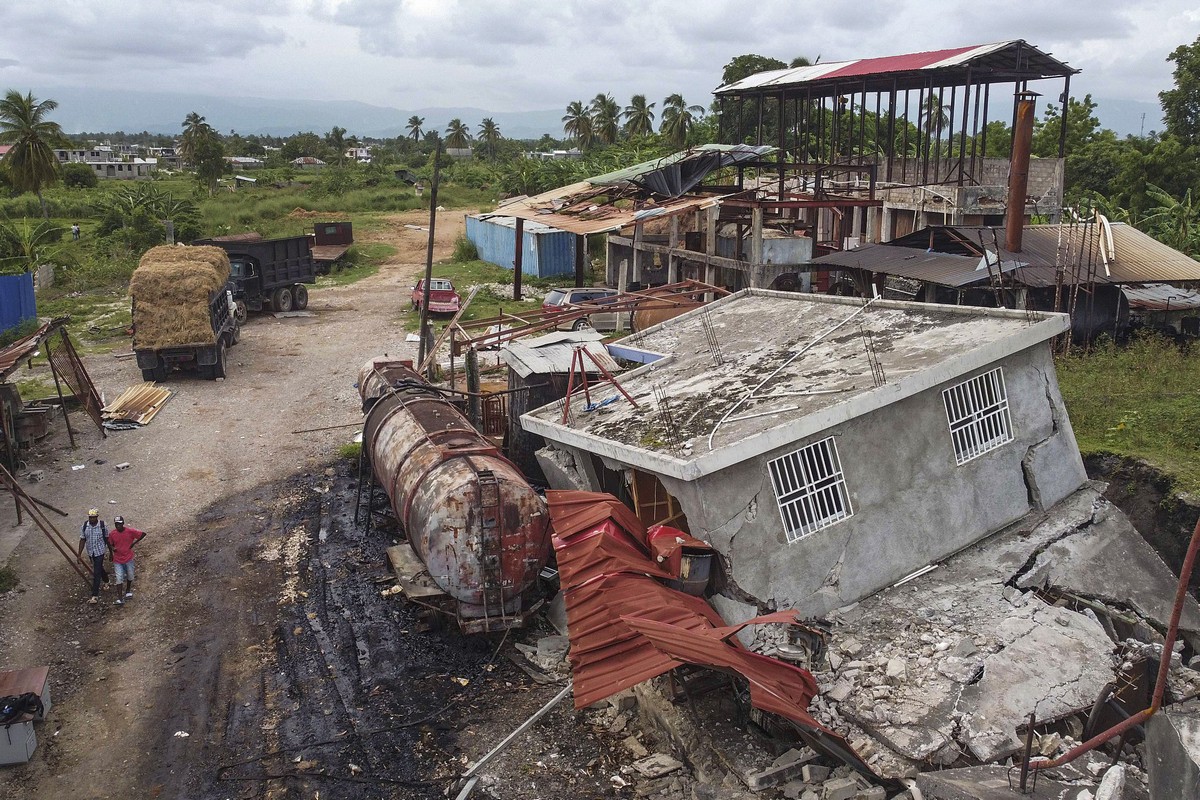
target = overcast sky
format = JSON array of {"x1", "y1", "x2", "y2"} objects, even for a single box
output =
[{"x1": 1, "y1": 0, "x2": 1197, "y2": 114}]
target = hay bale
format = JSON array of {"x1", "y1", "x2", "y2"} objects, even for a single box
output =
[{"x1": 131, "y1": 245, "x2": 231, "y2": 350}]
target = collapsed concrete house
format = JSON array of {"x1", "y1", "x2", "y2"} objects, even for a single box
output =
[{"x1": 522, "y1": 290, "x2": 1086, "y2": 622}]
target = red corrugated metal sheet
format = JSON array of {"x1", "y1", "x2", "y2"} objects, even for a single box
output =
[
  {"x1": 548, "y1": 489, "x2": 876, "y2": 780},
  {"x1": 819, "y1": 45, "x2": 979, "y2": 80}
]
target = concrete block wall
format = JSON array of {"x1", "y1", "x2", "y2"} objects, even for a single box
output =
[{"x1": 654, "y1": 342, "x2": 1086, "y2": 621}]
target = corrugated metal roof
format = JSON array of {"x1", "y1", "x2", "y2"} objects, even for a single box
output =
[
  {"x1": 102, "y1": 382, "x2": 173, "y2": 425},
  {"x1": 501, "y1": 331, "x2": 618, "y2": 377},
  {"x1": 715, "y1": 40, "x2": 1076, "y2": 97},
  {"x1": 1122, "y1": 283, "x2": 1200, "y2": 311},
  {"x1": 0, "y1": 319, "x2": 55, "y2": 381},
  {"x1": 844, "y1": 224, "x2": 1200, "y2": 288},
  {"x1": 546, "y1": 490, "x2": 876, "y2": 780},
  {"x1": 471, "y1": 214, "x2": 568, "y2": 234},
  {"x1": 497, "y1": 183, "x2": 721, "y2": 235},
  {"x1": 812, "y1": 243, "x2": 1019, "y2": 287}
]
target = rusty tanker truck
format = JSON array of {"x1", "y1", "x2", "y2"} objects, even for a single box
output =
[{"x1": 358, "y1": 358, "x2": 551, "y2": 633}]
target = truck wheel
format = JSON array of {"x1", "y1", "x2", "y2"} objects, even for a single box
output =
[
  {"x1": 210, "y1": 341, "x2": 227, "y2": 380},
  {"x1": 234, "y1": 300, "x2": 248, "y2": 325},
  {"x1": 141, "y1": 359, "x2": 168, "y2": 383},
  {"x1": 229, "y1": 323, "x2": 241, "y2": 346},
  {"x1": 293, "y1": 284, "x2": 309, "y2": 310},
  {"x1": 273, "y1": 287, "x2": 293, "y2": 313}
]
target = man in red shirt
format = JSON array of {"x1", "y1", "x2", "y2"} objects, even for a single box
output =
[{"x1": 107, "y1": 516, "x2": 146, "y2": 605}]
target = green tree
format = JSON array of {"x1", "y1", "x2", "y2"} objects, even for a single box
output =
[
  {"x1": 720, "y1": 54, "x2": 788, "y2": 87},
  {"x1": 623, "y1": 94, "x2": 656, "y2": 138},
  {"x1": 178, "y1": 112, "x2": 213, "y2": 165},
  {"x1": 477, "y1": 118, "x2": 502, "y2": 160},
  {"x1": 280, "y1": 131, "x2": 323, "y2": 161},
  {"x1": 1160, "y1": 35, "x2": 1200, "y2": 145},
  {"x1": 406, "y1": 115, "x2": 424, "y2": 141},
  {"x1": 0, "y1": 90, "x2": 68, "y2": 219},
  {"x1": 1032, "y1": 94, "x2": 1107, "y2": 157},
  {"x1": 326, "y1": 126, "x2": 347, "y2": 165},
  {"x1": 61, "y1": 161, "x2": 98, "y2": 188},
  {"x1": 562, "y1": 100, "x2": 593, "y2": 149},
  {"x1": 590, "y1": 94, "x2": 621, "y2": 145},
  {"x1": 445, "y1": 119, "x2": 471, "y2": 150},
  {"x1": 179, "y1": 112, "x2": 225, "y2": 194},
  {"x1": 660, "y1": 94, "x2": 705, "y2": 147},
  {"x1": 920, "y1": 92, "x2": 950, "y2": 137},
  {"x1": 0, "y1": 217, "x2": 65, "y2": 275}
]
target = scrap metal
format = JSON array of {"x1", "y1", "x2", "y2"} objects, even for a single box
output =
[{"x1": 101, "y1": 382, "x2": 173, "y2": 427}]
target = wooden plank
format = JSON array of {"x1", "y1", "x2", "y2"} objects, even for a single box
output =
[{"x1": 386, "y1": 544, "x2": 447, "y2": 600}]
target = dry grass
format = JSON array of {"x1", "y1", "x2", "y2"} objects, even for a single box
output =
[{"x1": 130, "y1": 245, "x2": 231, "y2": 349}]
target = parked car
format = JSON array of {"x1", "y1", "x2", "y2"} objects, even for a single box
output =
[
  {"x1": 411, "y1": 278, "x2": 462, "y2": 314},
  {"x1": 543, "y1": 287, "x2": 625, "y2": 331}
]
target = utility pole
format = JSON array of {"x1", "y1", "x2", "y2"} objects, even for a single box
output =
[{"x1": 418, "y1": 137, "x2": 442, "y2": 369}]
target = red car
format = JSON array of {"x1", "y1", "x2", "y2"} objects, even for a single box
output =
[{"x1": 411, "y1": 278, "x2": 461, "y2": 314}]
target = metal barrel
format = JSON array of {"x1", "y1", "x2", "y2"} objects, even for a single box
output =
[{"x1": 359, "y1": 358, "x2": 550, "y2": 621}]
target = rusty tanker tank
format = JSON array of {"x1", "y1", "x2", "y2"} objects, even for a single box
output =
[{"x1": 359, "y1": 357, "x2": 550, "y2": 631}]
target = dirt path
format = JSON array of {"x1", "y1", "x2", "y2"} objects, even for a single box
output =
[{"x1": 0, "y1": 210, "x2": 464, "y2": 798}]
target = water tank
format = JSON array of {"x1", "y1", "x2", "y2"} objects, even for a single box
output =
[{"x1": 359, "y1": 358, "x2": 550, "y2": 625}]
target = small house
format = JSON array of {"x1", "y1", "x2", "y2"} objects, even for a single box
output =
[{"x1": 521, "y1": 290, "x2": 1087, "y2": 622}]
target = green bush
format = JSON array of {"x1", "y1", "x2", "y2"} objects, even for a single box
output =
[
  {"x1": 62, "y1": 163, "x2": 99, "y2": 189},
  {"x1": 451, "y1": 235, "x2": 478, "y2": 262}
]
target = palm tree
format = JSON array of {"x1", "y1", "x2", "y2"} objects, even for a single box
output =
[
  {"x1": 920, "y1": 93, "x2": 950, "y2": 137},
  {"x1": 406, "y1": 115, "x2": 424, "y2": 141},
  {"x1": 660, "y1": 94, "x2": 705, "y2": 147},
  {"x1": 0, "y1": 217, "x2": 65, "y2": 274},
  {"x1": 477, "y1": 118, "x2": 502, "y2": 161},
  {"x1": 179, "y1": 112, "x2": 215, "y2": 165},
  {"x1": 623, "y1": 95, "x2": 656, "y2": 138},
  {"x1": 326, "y1": 126, "x2": 347, "y2": 165},
  {"x1": 0, "y1": 90, "x2": 68, "y2": 219},
  {"x1": 562, "y1": 100, "x2": 592, "y2": 149},
  {"x1": 590, "y1": 93, "x2": 621, "y2": 145},
  {"x1": 445, "y1": 118, "x2": 472, "y2": 150}
]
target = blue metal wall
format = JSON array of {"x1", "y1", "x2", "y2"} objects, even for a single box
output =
[
  {"x1": 465, "y1": 215, "x2": 575, "y2": 279},
  {"x1": 0, "y1": 272, "x2": 36, "y2": 334}
]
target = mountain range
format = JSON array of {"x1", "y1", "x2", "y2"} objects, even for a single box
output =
[{"x1": 36, "y1": 87, "x2": 1164, "y2": 141}]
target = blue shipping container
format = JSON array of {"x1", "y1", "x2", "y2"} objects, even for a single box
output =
[
  {"x1": 0, "y1": 272, "x2": 36, "y2": 334},
  {"x1": 465, "y1": 215, "x2": 576, "y2": 279}
]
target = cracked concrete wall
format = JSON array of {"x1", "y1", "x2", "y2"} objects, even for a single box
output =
[{"x1": 659, "y1": 342, "x2": 1088, "y2": 621}]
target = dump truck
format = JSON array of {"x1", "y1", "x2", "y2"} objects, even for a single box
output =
[
  {"x1": 193, "y1": 235, "x2": 318, "y2": 320},
  {"x1": 130, "y1": 245, "x2": 240, "y2": 381}
]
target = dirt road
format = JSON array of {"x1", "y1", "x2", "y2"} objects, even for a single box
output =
[{"x1": 0, "y1": 210, "x2": 477, "y2": 797}]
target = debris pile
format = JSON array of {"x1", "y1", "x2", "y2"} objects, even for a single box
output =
[{"x1": 796, "y1": 485, "x2": 1200, "y2": 790}]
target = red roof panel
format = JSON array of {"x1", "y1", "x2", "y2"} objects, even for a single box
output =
[{"x1": 820, "y1": 45, "x2": 980, "y2": 80}]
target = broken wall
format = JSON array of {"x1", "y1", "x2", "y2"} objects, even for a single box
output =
[{"x1": 655, "y1": 341, "x2": 1087, "y2": 622}]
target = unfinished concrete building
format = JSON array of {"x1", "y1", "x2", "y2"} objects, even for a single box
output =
[{"x1": 522, "y1": 291, "x2": 1086, "y2": 622}]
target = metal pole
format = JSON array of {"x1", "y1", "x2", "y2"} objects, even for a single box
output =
[
  {"x1": 1006, "y1": 93, "x2": 1036, "y2": 253},
  {"x1": 513, "y1": 217, "x2": 524, "y2": 300},
  {"x1": 49, "y1": 331, "x2": 76, "y2": 448},
  {"x1": 418, "y1": 137, "x2": 442, "y2": 367}
]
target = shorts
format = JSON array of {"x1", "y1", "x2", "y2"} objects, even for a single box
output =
[{"x1": 113, "y1": 559, "x2": 136, "y2": 583}]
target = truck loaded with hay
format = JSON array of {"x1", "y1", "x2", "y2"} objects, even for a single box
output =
[
  {"x1": 193, "y1": 234, "x2": 318, "y2": 320},
  {"x1": 130, "y1": 245, "x2": 241, "y2": 381}
]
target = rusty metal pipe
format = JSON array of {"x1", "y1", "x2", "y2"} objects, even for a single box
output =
[
  {"x1": 1028, "y1": 512, "x2": 1200, "y2": 773},
  {"x1": 1006, "y1": 94, "x2": 1036, "y2": 253}
]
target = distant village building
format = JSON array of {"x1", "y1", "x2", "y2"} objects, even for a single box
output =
[
  {"x1": 291, "y1": 156, "x2": 327, "y2": 169},
  {"x1": 345, "y1": 147, "x2": 372, "y2": 163},
  {"x1": 445, "y1": 147, "x2": 473, "y2": 160},
  {"x1": 522, "y1": 291, "x2": 1087, "y2": 622},
  {"x1": 226, "y1": 156, "x2": 265, "y2": 170}
]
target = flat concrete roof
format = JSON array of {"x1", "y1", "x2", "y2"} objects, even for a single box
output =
[{"x1": 521, "y1": 290, "x2": 1069, "y2": 481}]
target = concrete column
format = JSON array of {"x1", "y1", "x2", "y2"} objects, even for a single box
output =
[
  {"x1": 851, "y1": 206, "x2": 864, "y2": 246},
  {"x1": 866, "y1": 206, "x2": 880, "y2": 244},
  {"x1": 881, "y1": 207, "x2": 893, "y2": 242},
  {"x1": 618, "y1": 258, "x2": 629, "y2": 296},
  {"x1": 668, "y1": 215, "x2": 680, "y2": 284},
  {"x1": 704, "y1": 205, "x2": 719, "y2": 298},
  {"x1": 750, "y1": 206, "x2": 764, "y2": 268},
  {"x1": 632, "y1": 222, "x2": 644, "y2": 286}
]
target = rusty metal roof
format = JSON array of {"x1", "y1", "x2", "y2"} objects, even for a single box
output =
[
  {"x1": 497, "y1": 181, "x2": 722, "y2": 236},
  {"x1": 811, "y1": 243, "x2": 1015, "y2": 287},
  {"x1": 547, "y1": 489, "x2": 876, "y2": 780},
  {"x1": 837, "y1": 224, "x2": 1200, "y2": 288},
  {"x1": 0, "y1": 319, "x2": 57, "y2": 381},
  {"x1": 715, "y1": 40, "x2": 1076, "y2": 97},
  {"x1": 1122, "y1": 283, "x2": 1200, "y2": 311}
]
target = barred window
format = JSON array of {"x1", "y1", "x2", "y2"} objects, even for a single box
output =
[
  {"x1": 768, "y1": 437, "x2": 852, "y2": 544},
  {"x1": 943, "y1": 368, "x2": 1013, "y2": 465}
]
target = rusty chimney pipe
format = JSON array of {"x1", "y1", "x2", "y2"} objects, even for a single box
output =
[{"x1": 1006, "y1": 92, "x2": 1038, "y2": 253}]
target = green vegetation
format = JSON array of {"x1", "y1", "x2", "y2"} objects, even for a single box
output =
[
  {"x1": 337, "y1": 441, "x2": 361, "y2": 461},
  {"x1": 315, "y1": 242, "x2": 394, "y2": 287},
  {"x1": 0, "y1": 565, "x2": 16, "y2": 593},
  {"x1": 1057, "y1": 335, "x2": 1200, "y2": 494}
]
